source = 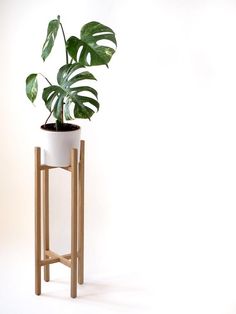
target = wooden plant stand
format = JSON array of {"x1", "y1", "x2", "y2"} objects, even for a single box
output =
[{"x1": 34, "y1": 140, "x2": 85, "y2": 298}]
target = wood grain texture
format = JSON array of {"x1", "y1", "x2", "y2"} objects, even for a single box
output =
[
  {"x1": 46, "y1": 250, "x2": 71, "y2": 268},
  {"x1": 78, "y1": 140, "x2": 85, "y2": 284},
  {"x1": 35, "y1": 147, "x2": 41, "y2": 295},
  {"x1": 40, "y1": 257, "x2": 59, "y2": 266},
  {"x1": 43, "y1": 168, "x2": 50, "y2": 282},
  {"x1": 71, "y1": 148, "x2": 78, "y2": 298},
  {"x1": 34, "y1": 144, "x2": 85, "y2": 298}
]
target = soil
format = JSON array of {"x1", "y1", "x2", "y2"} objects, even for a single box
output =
[{"x1": 41, "y1": 123, "x2": 80, "y2": 132}]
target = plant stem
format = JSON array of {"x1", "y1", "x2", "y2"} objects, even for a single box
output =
[
  {"x1": 59, "y1": 22, "x2": 68, "y2": 125},
  {"x1": 61, "y1": 102, "x2": 64, "y2": 124},
  {"x1": 40, "y1": 73, "x2": 53, "y2": 126},
  {"x1": 44, "y1": 110, "x2": 53, "y2": 126},
  {"x1": 39, "y1": 73, "x2": 52, "y2": 86},
  {"x1": 60, "y1": 22, "x2": 69, "y2": 65}
]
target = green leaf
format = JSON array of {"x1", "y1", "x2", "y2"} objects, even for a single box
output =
[
  {"x1": 53, "y1": 95, "x2": 64, "y2": 121},
  {"x1": 66, "y1": 36, "x2": 80, "y2": 61},
  {"x1": 42, "y1": 64, "x2": 100, "y2": 122},
  {"x1": 55, "y1": 119, "x2": 63, "y2": 130},
  {"x1": 67, "y1": 71, "x2": 96, "y2": 86},
  {"x1": 57, "y1": 63, "x2": 96, "y2": 88},
  {"x1": 57, "y1": 63, "x2": 84, "y2": 86},
  {"x1": 41, "y1": 17, "x2": 60, "y2": 61},
  {"x1": 73, "y1": 94, "x2": 95, "y2": 119},
  {"x1": 64, "y1": 99, "x2": 73, "y2": 120},
  {"x1": 70, "y1": 86, "x2": 98, "y2": 99},
  {"x1": 75, "y1": 95, "x2": 99, "y2": 111},
  {"x1": 26, "y1": 73, "x2": 38, "y2": 103},
  {"x1": 42, "y1": 85, "x2": 66, "y2": 111},
  {"x1": 74, "y1": 105, "x2": 95, "y2": 119},
  {"x1": 66, "y1": 21, "x2": 117, "y2": 66},
  {"x1": 43, "y1": 89, "x2": 58, "y2": 111}
]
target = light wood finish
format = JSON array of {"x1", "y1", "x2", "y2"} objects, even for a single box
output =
[
  {"x1": 46, "y1": 250, "x2": 71, "y2": 268},
  {"x1": 34, "y1": 143, "x2": 85, "y2": 298},
  {"x1": 71, "y1": 149, "x2": 78, "y2": 298},
  {"x1": 63, "y1": 253, "x2": 72, "y2": 259},
  {"x1": 35, "y1": 147, "x2": 41, "y2": 295},
  {"x1": 62, "y1": 166, "x2": 72, "y2": 172},
  {"x1": 40, "y1": 252, "x2": 72, "y2": 266},
  {"x1": 78, "y1": 140, "x2": 85, "y2": 284},
  {"x1": 43, "y1": 168, "x2": 50, "y2": 282},
  {"x1": 41, "y1": 257, "x2": 60, "y2": 266},
  {"x1": 40, "y1": 165, "x2": 72, "y2": 172},
  {"x1": 40, "y1": 165, "x2": 55, "y2": 171}
]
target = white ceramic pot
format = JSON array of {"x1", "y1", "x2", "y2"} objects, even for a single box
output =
[{"x1": 40, "y1": 124, "x2": 81, "y2": 167}]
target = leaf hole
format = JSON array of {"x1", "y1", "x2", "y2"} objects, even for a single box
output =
[
  {"x1": 96, "y1": 39, "x2": 116, "y2": 49},
  {"x1": 93, "y1": 31, "x2": 112, "y2": 36},
  {"x1": 83, "y1": 101, "x2": 96, "y2": 111},
  {"x1": 76, "y1": 46, "x2": 83, "y2": 61},
  {"x1": 86, "y1": 52, "x2": 91, "y2": 65}
]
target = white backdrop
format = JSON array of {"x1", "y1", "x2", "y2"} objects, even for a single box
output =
[{"x1": 1, "y1": 0, "x2": 236, "y2": 313}]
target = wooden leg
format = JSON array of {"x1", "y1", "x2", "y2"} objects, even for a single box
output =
[
  {"x1": 35, "y1": 147, "x2": 41, "y2": 295},
  {"x1": 43, "y1": 168, "x2": 50, "y2": 282},
  {"x1": 71, "y1": 149, "x2": 78, "y2": 298},
  {"x1": 78, "y1": 141, "x2": 85, "y2": 284}
]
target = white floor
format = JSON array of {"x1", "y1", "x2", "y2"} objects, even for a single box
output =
[
  {"x1": 0, "y1": 245, "x2": 151, "y2": 314},
  {"x1": 3, "y1": 242, "x2": 236, "y2": 314}
]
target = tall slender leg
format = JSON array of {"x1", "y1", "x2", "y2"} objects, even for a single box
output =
[
  {"x1": 78, "y1": 141, "x2": 85, "y2": 284},
  {"x1": 35, "y1": 147, "x2": 41, "y2": 295},
  {"x1": 71, "y1": 149, "x2": 78, "y2": 298},
  {"x1": 43, "y1": 168, "x2": 50, "y2": 282}
]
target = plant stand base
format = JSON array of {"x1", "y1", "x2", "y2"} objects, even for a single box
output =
[{"x1": 34, "y1": 141, "x2": 85, "y2": 298}]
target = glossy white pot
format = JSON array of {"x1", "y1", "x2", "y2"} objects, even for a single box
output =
[{"x1": 40, "y1": 124, "x2": 81, "y2": 167}]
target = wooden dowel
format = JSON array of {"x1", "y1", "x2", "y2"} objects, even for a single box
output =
[
  {"x1": 43, "y1": 168, "x2": 50, "y2": 282},
  {"x1": 40, "y1": 165, "x2": 55, "y2": 171},
  {"x1": 46, "y1": 250, "x2": 71, "y2": 268},
  {"x1": 40, "y1": 257, "x2": 59, "y2": 266},
  {"x1": 34, "y1": 143, "x2": 84, "y2": 297},
  {"x1": 71, "y1": 148, "x2": 78, "y2": 298},
  {"x1": 61, "y1": 166, "x2": 72, "y2": 172},
  {"x1": 63, "y1": 253, "x2": 72, "y2": 259},
  {"x1": 41, "y1": 252, "x2": 72, "y2": 266},
  {"x1": 40, "y1": 165, "x2": 71, "y2": 172},
  {"x1": 35, "y1": 147, "x2": 41, "y2": 295},
  {"x1": 78, "y1": 140, "x2": 85, "y2": 284}
]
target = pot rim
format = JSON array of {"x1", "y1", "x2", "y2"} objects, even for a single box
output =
[{"x1": 40, "y1": 123, "x2": 81, "y2": 133}]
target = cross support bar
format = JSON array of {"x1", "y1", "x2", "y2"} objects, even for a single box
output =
[
  {"x1": 34, "y1": 141, "x2": 85, "y2": 298},
  {"x1": 40, "y1": 252, "x2": 72, "y2": 266}
]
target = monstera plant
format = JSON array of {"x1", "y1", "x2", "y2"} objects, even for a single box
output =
[
  {"x1": 26, "y1": 16, "x2": 117, "y2": 167},
  {"x1": 26, "y1": 15, "x2": 117, "y2": 130}
]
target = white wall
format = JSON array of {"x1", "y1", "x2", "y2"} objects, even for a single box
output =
[{"x1": 1, "y1": 0, "x2": 236, "y2": 313}]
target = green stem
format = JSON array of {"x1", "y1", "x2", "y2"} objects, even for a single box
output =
[
  {"x1": 59, "y1": 22, "x2": 68, "y2": 124},
  {"x1": 44, "y1": 109, "x2": 53, "y2": 126},
  {"x1": 39, "y1": 73, "x2": 52, "y2": 86},
  {"x1": 60, "y1": 22, "x2": 69, "y2": 65},
  {"x1": 61, "y1": 102, "x2": 64, "y2": 124},
  {"x1": 40, "y1": 73, "x2": 53, "y2": 126}
]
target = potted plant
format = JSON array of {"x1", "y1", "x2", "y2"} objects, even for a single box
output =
[{"x1": 26, "y1": 15, "x2": 117, "y2": 166}]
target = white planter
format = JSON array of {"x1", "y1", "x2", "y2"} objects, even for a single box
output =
[{"x1": 40, "y1": 124, "x2": 81, "y2": 167}]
